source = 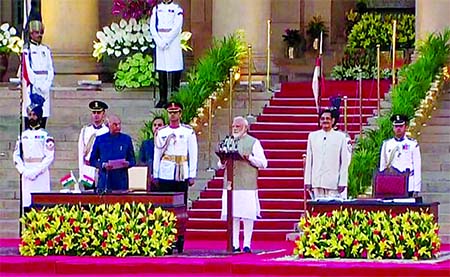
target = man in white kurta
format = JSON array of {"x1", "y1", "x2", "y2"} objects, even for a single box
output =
[
  {"x1": 379, "y1": 114, "x2": 421, "y2": 197},
  {"x1": 304, "y1": 109, "x2": 349, "y2": 199},
  {"x1": 22, "y1": 20, "x2": 54, "y2": 129},
  {"x1": 149, "y1": 0, "x2": 184, "y2": 108},
  {"x1": 13, "y1": 104, "x2": 55, "y2": 207},
  {"x1": 218, "y1": 116, "x2": 268, "y2": 253},
  {"x1": 78, "y1": 101, "x2": 109, "y2": 189},
  {"x1": 153, "y1": 102, "x2": 197, "y2": 253}
]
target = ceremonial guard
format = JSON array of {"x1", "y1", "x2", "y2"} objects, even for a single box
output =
[
  {"x1": 149, "y1": 0, "x2": 184, "y2": 108},
  {"x1": 304, "y1": 109, "x2": 350, "y2": 199},
  {"x1": 153, "y1": 102, "x2": 198, "y2": 253},
  {"x1": 380, "y1": 114, "x2": 422, "y2": 197},
  {"x1": 218, "y1": 116, "x2": 268, "y2": 254},
  {"x1": 13, "y1": 104, "x2": 55, "y2": 207},
  {"x1": 22, "y1": 20, "x2": 54, "y2": 129},
  {"x1": 77, "y1": 101, "x2": 109, "y2": 189},
  {"x1": 89, "y1": 114, "x2": 136, "y2": 193}
]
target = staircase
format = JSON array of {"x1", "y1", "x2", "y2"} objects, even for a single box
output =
[
  {"x1": 185, "y1": 80, "x2": 391, "y2": 240},
  {"x1": 420, "y1": 86, "x2": 450, "y2": 243}
]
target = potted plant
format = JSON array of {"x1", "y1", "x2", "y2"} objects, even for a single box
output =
[
  {"x1": 306, "y1": 16, "x2": 329, "y2": 49},
  {"x1": 282, "y1": 28, "x2": 306, "y2": 59},
  {"x1": 0, "y1": 22, "x2": 23, "y2": 81}
]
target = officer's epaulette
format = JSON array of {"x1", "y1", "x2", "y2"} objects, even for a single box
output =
[{"x1": 182, "y1": 123, "x2": 193, "y2": 129}]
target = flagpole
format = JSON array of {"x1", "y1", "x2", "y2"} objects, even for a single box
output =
[
  {"x1": 19, "y1": 0, "x2": 32, "y2": 236},
  {"x1": 318, "y1": 32, "x2": 323, "y2": 113}
]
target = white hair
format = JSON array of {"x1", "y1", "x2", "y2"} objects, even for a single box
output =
[{"x1": 233, "y1": 116, "x2": 249, "y2": 127}]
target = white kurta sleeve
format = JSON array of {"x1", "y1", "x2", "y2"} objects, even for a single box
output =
[
  {"x1": 379, "y1": 141, "x2": 388, "y2": 171},
  {"x1": 304, "y1": 133, "x2": 313, "y2": 186},
  {"x1": 338, "y1": 136, "x2": 349, "y2": 187},
  {"x1": 412, "y1": 142, "x2": 422, "y2": 192},
  {"x1": 153, "y1": 133, "x2": 163, "y2": 179},
  {"x1": 188, "y1": 130, "x2": 198, "y2": 178},
  {"x1": 248, "y1": 139, "x2": 267, "y2": 169}
]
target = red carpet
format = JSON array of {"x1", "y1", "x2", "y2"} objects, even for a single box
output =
[
  {"x1": 186, "y1": 80, "x2": 391, "y2": 241},
  {"x1": 1, "y1": 239, "x2": 449, "y2": 276}
]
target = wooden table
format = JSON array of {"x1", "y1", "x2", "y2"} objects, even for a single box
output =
[
  {"x1": 307, "y1": 199, "x2": 439, "y2": 222},
  {"x1": 31, "y1": 192, "x2": 187, "y2": 235}
]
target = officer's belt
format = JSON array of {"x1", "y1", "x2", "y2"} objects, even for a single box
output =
[
  {"x1": 34, "y1": 70, "x2": 48, "y2": 75},
  {"x1": 162, "y1": 155, "x2": 187, "y2": 164},
  {"x1": 25, "y1": 157, "x2": 43, "y2": 163},
  {"x1": 159, "y1": 28, "x2": 172, "y2": 32}
]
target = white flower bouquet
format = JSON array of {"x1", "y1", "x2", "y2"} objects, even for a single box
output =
[
  {"x1": 92, "y1": 18, "x2": 154, "y2": 61},
  {"x1": 0, "y1": 23, "x2": 23, "y2": 54}
]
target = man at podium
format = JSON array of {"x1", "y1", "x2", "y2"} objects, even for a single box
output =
[{"x1": 218, "y1": 116, "x2": 268, "y2": 254}]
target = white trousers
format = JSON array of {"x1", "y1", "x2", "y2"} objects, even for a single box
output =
[{"x1": 233, "y1": 217, "x2": 254, "y2": 249}]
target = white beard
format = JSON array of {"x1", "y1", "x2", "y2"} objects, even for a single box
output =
[{"x1": 232, "y1": 130, "x2": 245, "y2": 139}]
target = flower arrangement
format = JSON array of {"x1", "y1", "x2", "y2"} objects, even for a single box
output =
[
  {"x1": 112, "y1": 0, "x2": 157, "y2": 21},
  {"x1": 19, "y1": 202, "x2": 178, "y2": 257},
  {"x1": 92, "y1": 18, "x2": 153, "y2": 62},
  {"x1": 282, "y1": 29, "x2": 306, "y2": 48},
  {"x1": 0, "y1": 22, "x2": 23, "y2": 54},
  {"x1": 294, "y1": 209, "x2": 440, "y2": 260}
]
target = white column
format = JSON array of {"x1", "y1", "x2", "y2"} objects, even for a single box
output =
[
  {"x1": 416, "y1": 0, "x2": 450, "y2": 41},
  {"x1": 212, "y1": 0, "x2": 270, "y2": 72}
]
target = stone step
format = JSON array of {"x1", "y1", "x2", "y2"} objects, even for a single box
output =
[
  {"x1": 0, "y1": 190, "x2": 17, "y2": 199},
  {"x1": 421, "y1": 126, "x2": 450, "y2": 134},
  {"x1": 421, "y1": 181, "x2": 450, "y2": 193},
  {"x1": 0, "y1": 199, "x2": 19, "y2": 209},
  {"x1": 422, "y1": 171, "x2": 450, "y2": 182},
  {"x1": 0, "y1": 219, "x2": 19, "y2": 233},
  {"x1": 421, "y1": 192, "x2": 450, "y2": 204},
  {"x1": 420, "y1": 143, "x2": 450, "y2": 153},
  {"x1": 419, "y1": 134, "x2": 450, "y2": 143}
]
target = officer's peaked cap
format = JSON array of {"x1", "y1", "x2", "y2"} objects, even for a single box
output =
[
  {"x1": 390, "y1": 114, "x2": 409, "y2": 126},
  {"x1": 89, "y1": 100, "x2": 108, "y2": 112}
]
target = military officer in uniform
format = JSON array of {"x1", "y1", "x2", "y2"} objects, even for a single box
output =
[
  {"x1": 304, "y1": 109, "x2": 350, "y2": 199},
  {"x1": 153, "y1": 102, "x2": 198, "y2": 253},
  {"x1": 22, "y1": 20, "x2": 55, "y2": 129},
  {"x1": 149, "y1": 0, "x2": 184, "y2": 108},
  {"x1": 78, "y1": 101, "x2": 109, "y2": 189},
  {"x1": 379, "y1": 114, "x2": 422, "y2": 197},
  {"x1": 218, "y1": 116, "x2": 268, "y2": 254},
  {"x1": 13, "y1": 103, "x2": 55, "y2": 207},
  {"x1": 89, "y1": 114, "x2": 136, "y2": 193}
]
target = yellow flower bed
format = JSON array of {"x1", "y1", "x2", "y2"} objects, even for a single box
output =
[
  {"x1": 294, "y1": 209, "x2": 440, "y2": 260},
  {"x1": 20, "y1": 202, "x2": 178, "y2": 257}
]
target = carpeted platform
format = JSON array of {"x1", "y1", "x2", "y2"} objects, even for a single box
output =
[{"x1": 1, "y1": 239, "x2": 449, "y2": 276}]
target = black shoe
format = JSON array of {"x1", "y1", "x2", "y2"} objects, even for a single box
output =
[
  {"x1": 232, "y1": 247, "x2": 241, "y2": 253},
  {"x1": 243, "y1": 246, "x2": 252, "y2": 253},
  {"x1": 155, "y1": 101, "x2": 166, "y2": 108},
  {"x1": 176, "y1": 236, "x2": 184, "y2": 253}
]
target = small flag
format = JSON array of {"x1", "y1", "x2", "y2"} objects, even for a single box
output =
[
  {"x1": 79, "y1": 174, "x2": 95, "y2": 188},
  {"x1": 312, "y1": 56, "x2": 321, "y2": 113},
  {"x1": 60, "y1": 171, "x2": 76, "y2": 188}
]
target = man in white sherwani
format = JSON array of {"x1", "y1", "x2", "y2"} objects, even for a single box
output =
[
  {"x1": 153, "y1": 102, "x2": 197, "y2": 253},
  {"x1": 13, "y1": 104, "x2": 55, "y2": 208},
  {"x1": 379, "y1": 114, "x2": 421, "y2": 197},
  {"x1": 218, "y1": 116, "x2": 268, "y2": 254},
  {"x1": 22, "y1": 20, "x2": 54, "y2": 129},
  {"x1": 304, "y1": 109, "x2": 350, "y2": 199},
  {"x1": 78, "y1": 101, "x2": 109, "y2": 190},
  {"x1": 149, "y1": 0, "x2": 184, "y2": 108}
]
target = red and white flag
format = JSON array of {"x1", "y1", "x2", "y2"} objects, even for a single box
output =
[{"x1": 312, "y1": 56, "x2": 321, "y2": 113}]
